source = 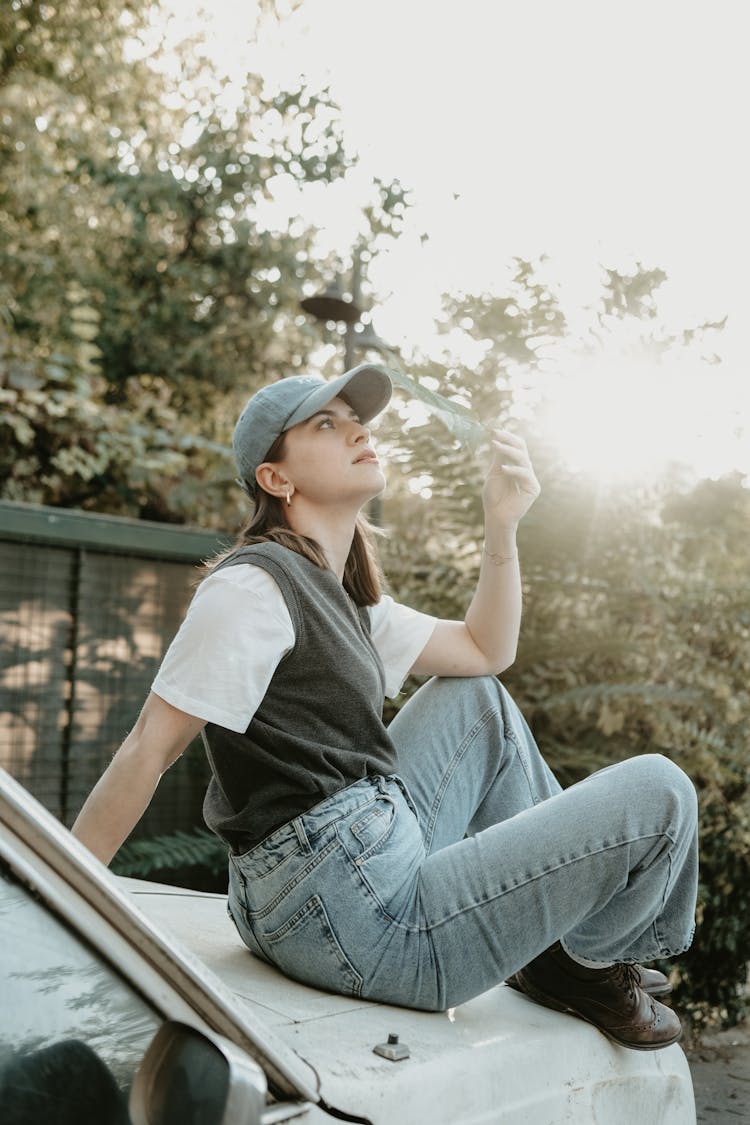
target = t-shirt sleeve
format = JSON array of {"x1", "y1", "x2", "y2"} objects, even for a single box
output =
[
  {"x1": 369, "y1": 595, "x2": 438, "y2": 699},
  {"x1": 151, "y1": 566, "x2": 294, "y2": 733}
]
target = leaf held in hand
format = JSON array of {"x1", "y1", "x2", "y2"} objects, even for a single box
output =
[{"x1": 383, "y1": 363, "x2": 486, "y2": 449}]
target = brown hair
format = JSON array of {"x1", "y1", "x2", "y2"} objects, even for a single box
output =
[{"x1": 204, "y1": 432, "x2": 385, "y2": 606}]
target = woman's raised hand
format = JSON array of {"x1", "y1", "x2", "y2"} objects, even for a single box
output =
[{"x1": 481, "y1": 428, "x2": 541, "y2": 530}]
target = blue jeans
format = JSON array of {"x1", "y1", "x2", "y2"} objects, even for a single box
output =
[{"x1": 227, "y1": 677, "x2": 698, "y2": 1011}]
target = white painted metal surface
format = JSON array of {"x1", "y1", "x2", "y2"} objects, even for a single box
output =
[{"x1": 125, "y1": 879, "x2": 697, "y2": 1125}]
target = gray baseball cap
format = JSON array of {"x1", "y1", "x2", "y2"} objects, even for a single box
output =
[{"x1": 233, "y1": 363, "x2": 393, "y2": 492}]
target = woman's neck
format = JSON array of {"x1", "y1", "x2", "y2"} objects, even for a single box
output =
[{"x1": 287, "y1": 504, "x2": 358, "y2": 580}]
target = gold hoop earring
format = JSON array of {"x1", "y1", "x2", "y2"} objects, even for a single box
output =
[{"x1": 285, "y1": 488, "x2": 292, "y2": 506}]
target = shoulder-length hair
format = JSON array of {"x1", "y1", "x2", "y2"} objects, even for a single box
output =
[{"x1": 203, "y1": 432, "x2": 385, "y2": 606}]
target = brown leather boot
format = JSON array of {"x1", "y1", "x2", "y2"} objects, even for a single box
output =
[
  {"x1": 636, "y1": 964, "x2": 672, "y2": 998},
  {"x1": 508, "y1": 943, "x2": 682, "y2": 1051},
  {"x1": 507, "y1": 960, "x2": 672, "y2": 998}
]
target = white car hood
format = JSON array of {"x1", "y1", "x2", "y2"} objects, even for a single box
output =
[{"x1": 122, "y1": 877, "x2": 696, "y2": 1125}]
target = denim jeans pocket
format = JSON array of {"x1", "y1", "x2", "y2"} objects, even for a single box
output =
[
  {"x1": 229, "y1": 779, "x2": 426, "y2": 991},
  {"x1": 348, "y1": 796, "x2": 397, "y2": 861},
  {"x1": 339, "y1": 786, "x2": 425, "y2": 921},
  {"x1": 243, "y1": 836, "x2": 338, "y2": 919},
  {"x1": 264, "y1": 893, "x2": 364, "y2": 996}
]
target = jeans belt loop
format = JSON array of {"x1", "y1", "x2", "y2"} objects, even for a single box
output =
[{"x1": 293, "y1": 815, "x2": 312, "y2": 855}]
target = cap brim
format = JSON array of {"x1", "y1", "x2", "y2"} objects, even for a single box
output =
[{"x1": 283, "y1": 364, "x2": 392, "y2": 431}]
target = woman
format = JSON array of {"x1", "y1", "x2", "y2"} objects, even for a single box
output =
[{"x1": 72, "y1": 363, "x2": 698, "y2": 1050}]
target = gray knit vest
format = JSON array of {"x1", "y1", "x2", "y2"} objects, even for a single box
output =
[{"x1": 201, "y1": 542, "x2": 399, "y2": 852}]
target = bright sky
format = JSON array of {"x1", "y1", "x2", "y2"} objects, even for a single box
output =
[{"x1": 159, "y1": 0, "x2": 749, "y2": 482}]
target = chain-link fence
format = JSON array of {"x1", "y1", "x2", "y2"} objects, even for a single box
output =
[{"x1": 0, "y1": 501, "x2": 227, "y2": 838}]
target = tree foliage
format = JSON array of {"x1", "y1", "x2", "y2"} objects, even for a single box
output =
[
  {"x1": 0, "y1": 0, "x2": 357, "y2": 523},
  {"x1": 379, "y1": 262, "x2": 749, "y2": 1027}
]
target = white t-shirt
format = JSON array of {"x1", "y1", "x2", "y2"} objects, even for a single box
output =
[{"x1": 152, "y1": 565, "x2": 437, "y2": 733}]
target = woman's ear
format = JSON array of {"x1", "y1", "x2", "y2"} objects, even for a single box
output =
[{"x1": 255, "y1": 462, "x2": 290, "y2": 500}]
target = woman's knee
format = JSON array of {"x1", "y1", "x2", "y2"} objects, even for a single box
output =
[
  {"x1": 616, "y1": 753, "x2": 698, "y2": 829},
  {"x1": 627, "y1": 752, "x2": 694, "y2": 793},
  {"x1": 397, "y1": 674, "x2": 503, "y2": 720},
  {"x1": 434, "y1": 674, "x2": 525, "y2": 715},
  {"x1": 428, "y1": 674, "x2": 501, "y2": 698}
]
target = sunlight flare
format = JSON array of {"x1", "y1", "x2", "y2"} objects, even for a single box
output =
[{"x1": 536, "y1": 345, "x2": 748, "y2": 484}]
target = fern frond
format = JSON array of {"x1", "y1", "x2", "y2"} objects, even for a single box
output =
[
  {"x1": 112, "y1": 828, "x2": 227, "y2": 878},
  {"x1": 539, "y1": 682, "x2": 704, "y2": 711}
]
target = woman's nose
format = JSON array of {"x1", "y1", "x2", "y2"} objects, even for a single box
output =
[{"x1": 350, "y1": 422, "x2": 370, "y2": 443}]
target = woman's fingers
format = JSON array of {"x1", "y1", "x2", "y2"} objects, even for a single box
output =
[
  {"x1": 490, "y1": 428, "x2": 524, "y2": 446},
  {"x1": 490, "y1": 430, "x2": 529, "y2": 453},
  {"x1": 497, "y1": 463, "x2": 539, "y2": 493},
  {"x1": 491, "y1": 439, "x2": 527, "y2": 460},
  {"x1": 490, "y1": 438, "x2": 531, "y2": 468},
  {"x1": 483, "y1": 425, "x2": 540, "y2": 507},
  {"x1": 485, "y1": 427, "x2": 540, "y2": 501}
]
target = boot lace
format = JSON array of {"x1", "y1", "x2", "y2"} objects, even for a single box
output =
[{"x1": 614, "y1": 962, "x2": 641, "y2": 997}]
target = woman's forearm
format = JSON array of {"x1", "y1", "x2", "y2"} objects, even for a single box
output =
[
  {"x1": 71, "y1": 741, "x2": 165, "y2": 866},
  {"x1": 464, "y1": 525, "x2": 522, "y2": 671},
  {"x1": 71, "y1": 692, "x2": 206, "y2": 866},
  {"x1": 463, "y1": 426, "x2": 539, "y2": 671}
]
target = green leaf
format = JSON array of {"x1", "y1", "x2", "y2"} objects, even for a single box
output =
[
  {"x1": 112, "y1": 828, "x2": 226, "y2": 878},
  {"x1": 383, "y1": 362, "x2": 486, "y2": 449}
]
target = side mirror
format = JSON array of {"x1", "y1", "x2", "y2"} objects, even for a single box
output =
[{"x1": 129, "y1": 1021, "x2": 267, "y2": 1125}]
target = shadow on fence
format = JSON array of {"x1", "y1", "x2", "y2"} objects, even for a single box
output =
[{"x1": 0, "y1": 500, "x2": 228, "y2": 841}]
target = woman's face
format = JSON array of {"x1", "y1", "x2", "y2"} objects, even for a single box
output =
[{"x1": 270, "y1": 396, "x2": 385, "y2": 507}]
